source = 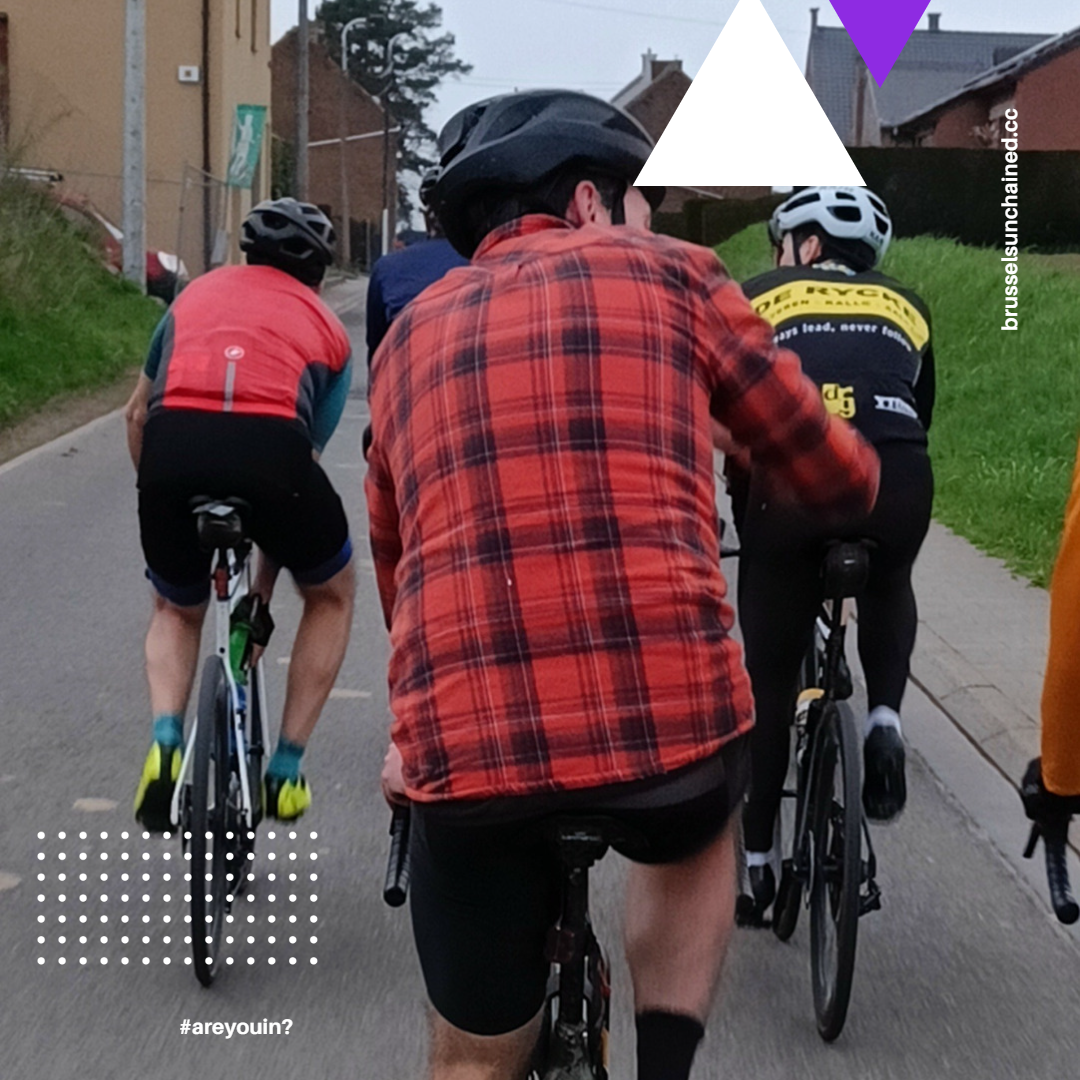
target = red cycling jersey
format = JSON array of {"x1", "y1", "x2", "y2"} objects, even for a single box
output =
[{"x1": 146, "y1": 265, "x2": 351, "y2": 443}]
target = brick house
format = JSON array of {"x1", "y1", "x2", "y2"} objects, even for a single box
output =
[
  {"x1": 272, "y1": 27, "x2": 397, "y2": 266},
  {"x1": 887, "y1": 25, "x2": 1080, "y2": 149},
  {"x1": 806, "y1": 8, "x2": 1049, "y2": 146},
  {"x1": 612, "y1": 50, "x2": 770, "y2": 211}
]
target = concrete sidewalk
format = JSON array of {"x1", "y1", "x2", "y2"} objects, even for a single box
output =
[{"x1": 909, "y1": 522, "x2": 1049, "y2": 792}]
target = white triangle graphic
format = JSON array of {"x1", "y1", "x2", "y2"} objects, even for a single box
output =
[{"x1": 636, "y1": 0, "x2": 864, "y2": 187}]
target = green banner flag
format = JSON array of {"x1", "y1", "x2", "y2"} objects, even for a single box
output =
[{"x1": 226, "y1": 104, "x2": 268, "y2": 188}]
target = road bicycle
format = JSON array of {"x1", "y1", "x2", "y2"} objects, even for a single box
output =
[
  {"x1": 169, "y1": 498, "x2": 272, "y2": 986},
  {"x1": 384, "y1": 806, "x2": 612, "y2": 1079},
  {"x1": 737, "y1": 540, "x2": 882, "y2": 1041}
]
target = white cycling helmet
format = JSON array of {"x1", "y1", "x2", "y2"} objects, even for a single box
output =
[{"x1": 769, "y1": 186, "x2": 893, "y2": 268}]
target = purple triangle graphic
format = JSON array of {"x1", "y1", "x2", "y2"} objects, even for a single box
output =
[{"x1": 830, "y1": 0, "x2": 931, "y2": 86}]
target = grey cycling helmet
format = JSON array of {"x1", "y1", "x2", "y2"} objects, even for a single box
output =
[
  {"x1": 430, "y1": 89, "x2": 665, "y2": 255},
  {"x1": 769, "y1": 186, "x2": 893, "y2": 268},
  {"x1": 240, "y1": 197, "x2": 336, "y2": 284}
]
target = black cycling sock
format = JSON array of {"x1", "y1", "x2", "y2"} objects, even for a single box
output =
[{"x1": 636, "y1": 1010, "x2": 705, "y2": 1080}]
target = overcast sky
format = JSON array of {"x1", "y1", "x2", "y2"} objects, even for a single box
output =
[{"x1": 270, "y1": 0, "x2": 1077, "y2": 154}]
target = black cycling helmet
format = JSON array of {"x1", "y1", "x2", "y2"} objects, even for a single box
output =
[
  {"x1": 430, "y1": 90, "x2": 665, "y2": 255},
  {"x1": 240, "y1": 197, "x2": 336, "y2": 285},
  {"x1": 418, "y1": 167, "x2": 440, "y2": 210}
]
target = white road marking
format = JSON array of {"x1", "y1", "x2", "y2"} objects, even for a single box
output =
[
  {"x1": 73, "y1": 798, "x2": 119, "y2": 812},
  {"x1": 328, "y1": 689, "x2": 372, "y2": 700}
]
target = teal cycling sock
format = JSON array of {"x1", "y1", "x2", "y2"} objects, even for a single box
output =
[
  {"x1": 267, "y1": 737, "x2": 305, "y2": 782},
  {"x1": 152, "y1": 714, "x2": 183, "y2": 748}
]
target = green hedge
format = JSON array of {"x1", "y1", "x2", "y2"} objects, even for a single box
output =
[{"x1": 0, "y1": 179, "x2": 161, "y2": 427}]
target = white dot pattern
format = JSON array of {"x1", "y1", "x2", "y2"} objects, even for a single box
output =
[{"x1": 33, "y1": 830, "x2": 322, "y2": 968}]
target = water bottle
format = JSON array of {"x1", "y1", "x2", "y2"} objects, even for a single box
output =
[{"x1": 229, "y1": 602, "x2": 253, "y2": 685}]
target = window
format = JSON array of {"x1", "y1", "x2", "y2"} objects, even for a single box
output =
[
  {"x1": 251, "y1": 0, "x2": 258, "y2": 53},
  {"x1": 235, "y1": 0, "x2": 242, "y2": 38}
]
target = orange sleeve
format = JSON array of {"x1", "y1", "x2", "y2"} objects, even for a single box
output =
[{"x1": 1041, "y1": 439, "x2": 1080, "y2": 795}]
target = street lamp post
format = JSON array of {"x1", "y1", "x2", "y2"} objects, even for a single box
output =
[
  {"x1": 337, "y1": 19, "x2": 410, "y2": 269},
  {"x1": 337, "y1": 16, "x2": 366, "y2": 268},
  {"x1": 297, "y1": 0, "x2": 310, "y2": 200}
]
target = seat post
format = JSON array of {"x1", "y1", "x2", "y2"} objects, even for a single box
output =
[{"x1": 549, "y1": 824, "x2": 608, "y2": 1028}]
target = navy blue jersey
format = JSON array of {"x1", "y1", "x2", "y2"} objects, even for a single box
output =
[{"x1": 366, "y1": 238, "x2": 469, "y2": 360}]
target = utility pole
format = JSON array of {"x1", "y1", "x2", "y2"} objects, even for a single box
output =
[
  {"x1": 122, "y1": 0, "x2": 146, "y2": 289},
  {"x1": 296, "y1": 0, "x2": 310, "y2": 200}
]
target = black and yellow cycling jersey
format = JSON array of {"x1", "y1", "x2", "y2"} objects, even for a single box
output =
[{"x1": 741, "y1": 264, "x2": 935, "y2": 446}]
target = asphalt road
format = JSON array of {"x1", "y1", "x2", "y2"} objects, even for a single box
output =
[{"x1": 1, "y1": 281, "x2": 1078, "y2": 1079}]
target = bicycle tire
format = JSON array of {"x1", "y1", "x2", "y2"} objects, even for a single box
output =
[
  {"x1": 809, "y1": 700, "x2": 862, "y2": 1041},
  {"x1": 190, "y1": 655, "x2": 231, "y2": 986}
]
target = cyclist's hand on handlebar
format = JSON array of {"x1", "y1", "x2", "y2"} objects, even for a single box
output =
[
  {"x1": 711, "y1": 421, "x2": 751, "y2": 472},
  {"x1": 1021, "y1": 757, "x2": 1080, "y2": 825},
  {"x1": 381, "y1": 741, "x2": 408, "y2": 808}
]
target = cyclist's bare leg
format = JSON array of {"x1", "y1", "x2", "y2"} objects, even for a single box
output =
[
  {"x1": 428, "y1": 1008, "x2": 542, "y2": 1080},
  {"x1": 624, "y1": 811, "x2": 740, "y2": 1021},
  {"x1": 277, "y1": 559, "x2": 356, "y2": 746},
  {"x1": 145, "y1": 594, "x2": 208, "y2": 716}
]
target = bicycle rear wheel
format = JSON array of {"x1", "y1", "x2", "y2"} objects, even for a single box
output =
[
  {"x1": 190, "y1": 656, "x2": 231, "y2": 986},
  {"x1": 809, "y1": 700, "x2": 862, "y2": 1041}
]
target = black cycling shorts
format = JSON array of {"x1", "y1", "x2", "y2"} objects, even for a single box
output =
[
  {"x1": 138, "y1": 411, "x2": 351, "y2": 606},
  {"x1": 408, "y1": 736, "x2": 749, "y2": 1036}
]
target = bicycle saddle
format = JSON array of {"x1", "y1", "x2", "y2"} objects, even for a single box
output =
[
  {"x1": 821, "y1": 540, "x2": 873, "y2": 600},
  {"x1": 189, "y1": 496, "x2": 253, "y2": 553}
]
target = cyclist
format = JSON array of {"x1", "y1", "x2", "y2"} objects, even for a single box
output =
[
  {"x1": 127, "y1": 197, "x2": 356, "y2": 831},
  {"x1": 366, "y1": 91, "x2": 879, "y2": 1080},
  {"x1": 732, "y1": 187, "x2": 935, "y2": 919},
  {"x1": 366, "y1": 168, "x2": 469, "y2": 358},
  {"x1": 1022, "y1": 441, "x2": 1080, "y2": 836},
  {"x1": 362, "y1": 169, "x2": 468, "y2": 458}
]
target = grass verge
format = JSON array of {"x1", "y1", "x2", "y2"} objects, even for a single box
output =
[
  {"x1": 0, "y1": 179, "x2": 161, "y2": 429},
  {"x1": 717, "y1": 224, "x2": 1080, "y2": 586}
]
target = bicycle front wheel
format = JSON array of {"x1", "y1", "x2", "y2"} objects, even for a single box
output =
[
  {"x1": 190, "y1": 656, "x2": 231, "y2": 986},
  {"x1": 809, "y1": 700, "x2": 862, "y2": 1041}
]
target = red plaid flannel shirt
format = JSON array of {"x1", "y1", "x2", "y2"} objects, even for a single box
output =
[{"x1": 366, "y1": 216, "x2": 879, "y2": 803}]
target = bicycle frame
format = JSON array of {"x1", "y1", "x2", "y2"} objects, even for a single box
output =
[
  {"x1": 169, "y1": 543, "x2": 266, "y2": 833},
  {"x1": 788, "y1": 599, "x2": 849, "y2": 881}
]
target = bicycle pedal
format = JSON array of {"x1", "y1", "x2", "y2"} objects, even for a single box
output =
[{"x1": 859, "y1": 881, "x2": 882, "y2": 917}]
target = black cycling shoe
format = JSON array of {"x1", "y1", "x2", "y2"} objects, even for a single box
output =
[
  {"x1": 736, "y1": 863, "x2": 776, "y2": 927},
  {"x1": 863, "y1": 725, "x2": 906, "y2": 822}
]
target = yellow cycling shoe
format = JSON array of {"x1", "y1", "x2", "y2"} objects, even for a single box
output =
[
  {"x1": 263, "y1": 774, "x2": 312, "y2": 821},
  {"x1": 134, "y1": 742, "x2": 181, "y2": 833}
]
